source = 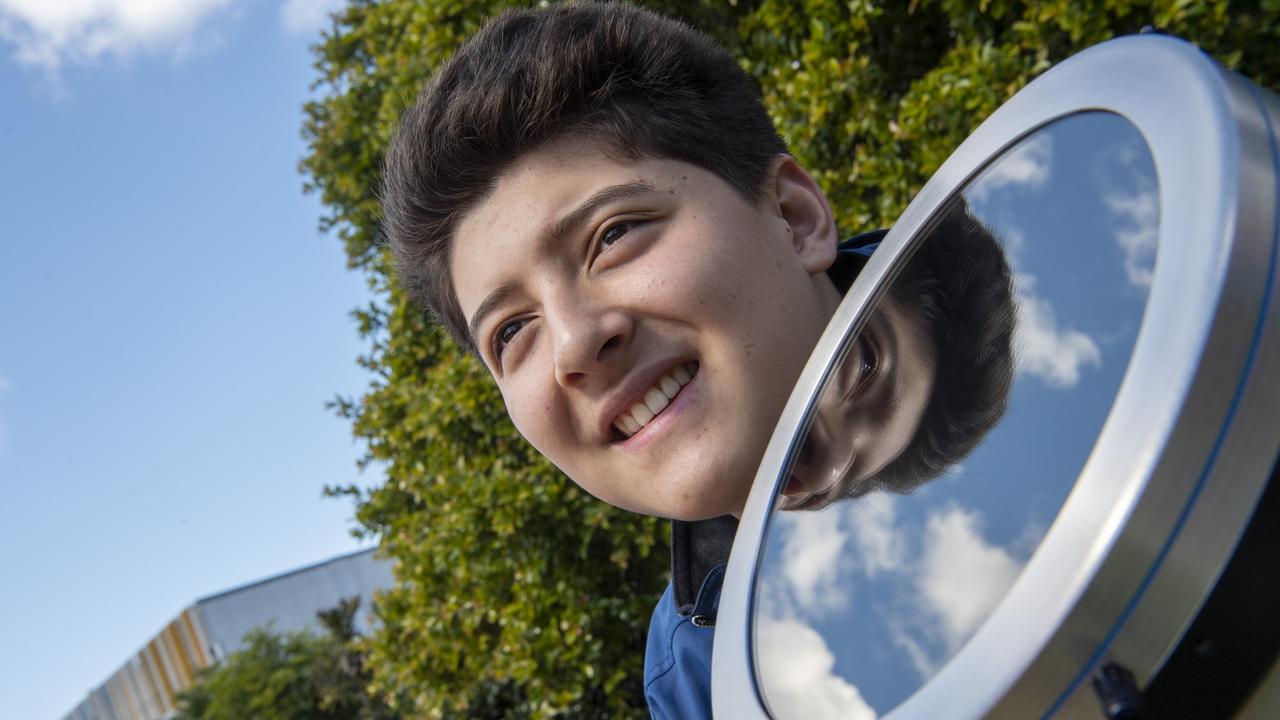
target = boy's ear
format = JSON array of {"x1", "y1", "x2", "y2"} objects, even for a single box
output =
[{"x1": 769, "y1": 155, "x2": 839, "y2": 275}]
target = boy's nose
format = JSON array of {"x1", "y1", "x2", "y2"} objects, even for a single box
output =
[{"x1": 551, "y1": 303, "x2": 633, "y2": 387}]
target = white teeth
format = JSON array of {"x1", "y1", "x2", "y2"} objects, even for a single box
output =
[
  {"x1": 620, "y1": 414, "x2": 642, "y2": 435},
  {"x1": 613, "y1": 363, "x2": 699, "y2": 438},
  {"x1": 644, "y1": 388, "x2": 670, "y2": 415},
  {"x1": 630, "y1": 402, "x2": 655, "y2": 425}
]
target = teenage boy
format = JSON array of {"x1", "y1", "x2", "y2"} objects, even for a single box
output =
[{"x1": 381, "y1": 3, "x2": 1014, "y2": 718}]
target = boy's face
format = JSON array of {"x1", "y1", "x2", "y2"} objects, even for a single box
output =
[{"x1": 451, "y1": 138, "x2": 841, "y2": 520}]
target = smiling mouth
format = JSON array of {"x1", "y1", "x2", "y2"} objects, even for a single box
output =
[{"x1": 613, "y1": 362, "x2": 699, "y2": 438}]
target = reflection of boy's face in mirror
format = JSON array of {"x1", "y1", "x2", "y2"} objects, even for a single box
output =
[
  {"x1": 781, "y1": 296, "x2": 937, "y2": 510},
  {"x1": 780, "y1": 201, "x2": 1016, "y2": 511}
]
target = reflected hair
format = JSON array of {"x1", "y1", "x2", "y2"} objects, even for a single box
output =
[
  {"x1": 381, "y1": 2, "x2": 787, "y2": 353},
  {"x1": 845, "y1": 196, "x2": 1017, "y2": 499}
]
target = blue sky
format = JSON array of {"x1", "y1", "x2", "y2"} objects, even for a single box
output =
[{"x1": 0, "y1": 1, "x2": 377, "y2": 717}]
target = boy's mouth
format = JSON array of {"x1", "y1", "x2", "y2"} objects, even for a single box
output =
[{"x1": 611, "y1": 362, "x2": 699, "y2": 439}]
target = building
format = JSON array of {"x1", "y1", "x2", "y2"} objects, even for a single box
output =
[{"x1": 60, "y1": 548, "x2": 395, "y2": 720}]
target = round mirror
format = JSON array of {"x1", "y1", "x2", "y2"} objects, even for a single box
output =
[
  {"x1": 716, "y1": 34, "x2": 1280, "y2": 720},
  {"x1": 751, "y1": 112, "x2": 1156, "y2": 719}
]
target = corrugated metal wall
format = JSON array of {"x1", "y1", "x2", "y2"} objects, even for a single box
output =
[
  {"x1": 196, "y1": 546, "x2": 395, "y2": 662},
  {"x1": 60, "y1": 605, "x2": 220, "y2": 720},
  {"x1": 58, "y1": 548, "x2": 392, "y2": 720}
]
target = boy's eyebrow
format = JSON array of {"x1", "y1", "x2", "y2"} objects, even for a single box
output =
[
  {"x1": 466, "y1": 181, "x2": 659, "y2": 345},
  {"x1": 536, "y1": 181, "x2": 657, "y2": 251},
  {"x1": 469, "y1": 281, "x2": 518, "y2": 347}
]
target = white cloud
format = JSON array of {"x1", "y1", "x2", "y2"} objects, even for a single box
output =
[
  {"x1": 916, "y1": 506, "x2": 1023, "y2": 650},
  {"x1": 1010, "y1": 515, "x2": 1048, "y2": 558},
  {"x1": 972, "y1": 214, "x2": 1102, "y2": 389},
  {"x1": 758, "y1": 499, "x2": 897, "y2": 622},
  {"x1": 888, "y1": 619, "x2": 940, "y2": 679},
  {"x1": 847, "y1": 494, "x2": 904, "y2": 577},
  {"x1": 759, "y1": 495, "x2": 1040, "y2": 689},
  {"x1": 758, "y1": 496, "x2": 1038, "y2": 695},
  {"x1": 1096, "y1": 138, "x2": 1160, "y2": 289},
  {"x1": 1012, "y1": 273, "x2": 1102, "y2": 388},
  {"x1": 966, "y1": 133, "x2": 1053, "y2": 203},
  {"x1": 1105, "y1": 187, "x2": 1158, "y2": 288},
  {"x1": 280, "y1": 0, "x2": 343, "y2": 34},
  {"x1": 774, "y1": 510, "x2": 852, "y2": 616},
  {"x1": 756, "y1": 617, "x2": 878, "y2": 720},
  {"x1": 0, "y1": 0, "x2": 235, "y2": 73},
  {"x1": 857, "y1": 503, "x2": 1028, "y2": 681},
  {"x1": 993, "y1": 219, "x2": 1026, "y2": 266}
]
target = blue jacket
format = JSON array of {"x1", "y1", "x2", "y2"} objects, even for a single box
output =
[
  {"x1": 643, "y1": 521, "x2": 732, "y2": 720},
  {"x1": 641, "y1": 235, "x2": 883, "y2": 720}
]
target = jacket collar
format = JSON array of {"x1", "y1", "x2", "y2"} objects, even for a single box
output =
[{"x1": 670, "y1": 516, "x2": 738, "y2": 616}]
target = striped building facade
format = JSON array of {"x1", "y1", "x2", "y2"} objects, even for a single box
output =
[{"x1": 60, "y1": 548, "x2": 394, "y2": 720}]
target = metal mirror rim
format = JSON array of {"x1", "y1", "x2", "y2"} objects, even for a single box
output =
[{"x1": 713, "y1": 34, "x2": 1280, "y2": 719}]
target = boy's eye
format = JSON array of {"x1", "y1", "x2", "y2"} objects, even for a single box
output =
[
  {"x1": 493, "y1": 318, "x2": 525, "y2": 359},
  {"x1": 599, "y1": 220, "x2": 639, "y2": 250},
  {"x1": 844, "y1": 333, "x2": 881, "y2": 400}
]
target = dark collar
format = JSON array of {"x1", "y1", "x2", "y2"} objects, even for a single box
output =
[{"x1": 670, "y1": 516, "x2": 738, "y2": 615}]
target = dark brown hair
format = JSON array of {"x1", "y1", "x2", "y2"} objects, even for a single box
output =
[{"x1": 382, "y1": 2, "x2": 787, "y2": 352}]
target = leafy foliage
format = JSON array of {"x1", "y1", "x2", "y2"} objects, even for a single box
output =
[
  {"x1": 175, "y1": 598, "x2": 401, "y2": 720},
  {"x1": 300, "y1": 1, "x2": 1280, "y2": 717}
]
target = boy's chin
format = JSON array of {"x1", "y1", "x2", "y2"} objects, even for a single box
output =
[
  {"x1": 663, "y1": 504, "x2": 746, "y2": 522},
  {"x1": 642, "y1": 482, "x2": 752, "y2": 522},
  {"x1": 568, "y1": 422, "x2": 769, "y2": 520},
  {"x1": 577, "y1": 476, "x2": 750, "y2": 521}
]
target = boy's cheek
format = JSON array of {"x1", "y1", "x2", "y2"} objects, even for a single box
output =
[
  {"x1": 501, "y1": 383, "x2": 552, "y2": 447},
  {"x1": 502, "y1": 381, "x2": 597, "y2": 481}
]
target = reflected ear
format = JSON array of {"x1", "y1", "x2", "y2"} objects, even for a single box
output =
[{"x1": 771, "y1": 155, "x2": 839, "y2": 275}]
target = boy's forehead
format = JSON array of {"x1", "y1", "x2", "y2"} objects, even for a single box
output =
[{"x1": 460, "y1": 137, "x2": 709, "y2": 227}]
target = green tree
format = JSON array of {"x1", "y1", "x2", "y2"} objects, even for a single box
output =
[
  {"x1": 300, "y1": 1, "x2": 1280, "y2": 717},
  {"x1": 176, "y1": 598, "x2": 401, "y2": 720}
]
